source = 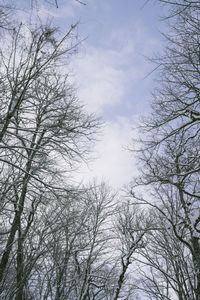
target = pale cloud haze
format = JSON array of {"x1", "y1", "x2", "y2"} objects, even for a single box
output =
[
  {"x1": 72, "y1": 45, "x2": 129, "y2": 114},
  {"x1": 29, "y1": 0, "x2": 164, "y2": 188},
  {"x1": 75, "y1": 117, "x2": 139, "y2": 189}
]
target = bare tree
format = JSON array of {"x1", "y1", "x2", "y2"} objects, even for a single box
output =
[
  {"x1": 129, "y1": 1, "x2": 200, "y2": 299},
  {"x1": 14, "y1": 182, "x2": 117, "y2": 300},
  {"x1": 130, "y1": 129, "x2": 200, "y2": 299},
  {"x1": 0, "y1": 10, "x2": 100, "y2": 297},
  {"x1": 111, "y1": 201, "x2": 151, "y2": 300},
  {"x1": 134, "y1": 208, "x2": 197, "y2": 300}
]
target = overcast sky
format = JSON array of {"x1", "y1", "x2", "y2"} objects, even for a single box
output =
[{"x1": 36, "y1": 0, "x2": 165, "y2": 188}]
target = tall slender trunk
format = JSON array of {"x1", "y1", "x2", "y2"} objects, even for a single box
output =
[
  {"x1": 0, "y1": 164, "x2": 30, "y2": 286},
  {"x1": 15, "y1": 219, "x2": 24, "y2": 300},
  {"x1": 191, "y1": 236, "x2": 200, "y2": 300},
  {"x1": 112, "y1": 256, "x2": 131, "y2": 300}
]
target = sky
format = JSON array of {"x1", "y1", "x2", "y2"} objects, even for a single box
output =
[{"x1": 36, "y1": 0, "x2": 165, "y2": 189}]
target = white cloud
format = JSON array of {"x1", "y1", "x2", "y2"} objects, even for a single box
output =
[
  {"x1": 71, "y1": 45, "x2": 129, "y2": 114},
  {"x1": 71, "y1": 22, "x2": 161, "y2": 115},
  {"x1": 68, "y1": 23, "x2": 161, "y2": 188},
  {"x1": 74, "y1": 117, "x2": 139, "y2": 189}
]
